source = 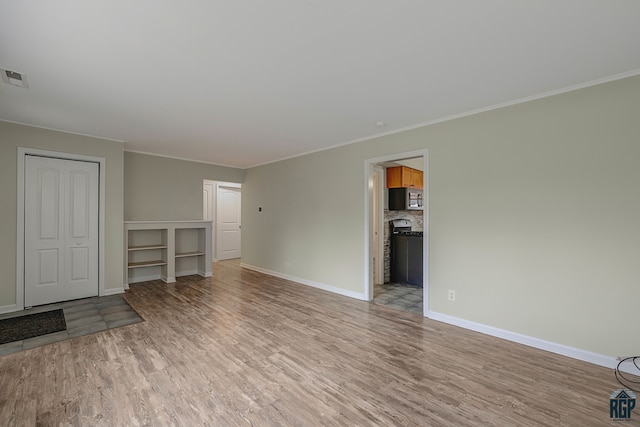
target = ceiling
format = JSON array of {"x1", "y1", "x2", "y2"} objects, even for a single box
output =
[{"x1": 1, "y1": 1, "x2": 639, "y2": 168}]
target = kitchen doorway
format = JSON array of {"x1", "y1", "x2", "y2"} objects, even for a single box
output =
[{"x1": 364, "y1": 149, "x2": 429, "y2": 316}]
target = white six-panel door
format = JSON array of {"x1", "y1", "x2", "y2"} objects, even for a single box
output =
[
  {"x1": 24, "y1": 155, "x2": 99, "y2": 307},
  {"x1": 216, "y1": 186, "x2": 241, "y2": 260}
]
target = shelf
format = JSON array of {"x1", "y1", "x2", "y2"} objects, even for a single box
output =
[
  {"x1": 175, "y1": 251, "x2": 205, "y2": 258},
  {"x1": 128, "y1": 244, "x2": 168, "y2": 251},
  {"x1": 124, "y1": 220, "x2": 212, "y2": 284},
  {"x1": 128, "y1": 260, "x2": 167, "y2": 268}
]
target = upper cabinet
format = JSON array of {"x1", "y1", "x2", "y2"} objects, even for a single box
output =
[{"x1": 386, "y1": 166, "x2": 423, "y2": 190}]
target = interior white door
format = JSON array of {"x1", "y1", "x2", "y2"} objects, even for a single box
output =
[
  {"x1": 24, "y1": 155, "x2": 99, "y2": 307},
  {"x1": 216, "y1": 186, "x2": 241, "y2": 260}
]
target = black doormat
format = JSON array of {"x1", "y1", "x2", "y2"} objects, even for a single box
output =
[{"x1": 0, "y1": 309, "x2": 66, "y2": 345}]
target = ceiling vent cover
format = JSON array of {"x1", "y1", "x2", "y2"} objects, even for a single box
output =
[{"x1": 1, "y1": 68, "x2": 29, "y2": 88}]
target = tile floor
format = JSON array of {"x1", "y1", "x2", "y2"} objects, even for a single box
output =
[
  {"x1": 373, "y1": 282, "x2": 423, "y2": 315},
  {"x1": 0, "y1": 294, "x2": 142, "y2": 356}
]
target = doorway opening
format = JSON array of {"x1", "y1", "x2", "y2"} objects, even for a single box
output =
[
  {"x1": 203, "y1": 180, "x2": 242, "y2": 261},
  {"x1": 364, "y1": 149, "x2": 429, "y2": 317}
]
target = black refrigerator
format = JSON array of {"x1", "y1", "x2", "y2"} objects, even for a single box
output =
[{"x1": 390, "y1": 235, "x2": 423, "y2": 286}]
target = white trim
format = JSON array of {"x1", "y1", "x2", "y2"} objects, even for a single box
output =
[
  {"x1": 1, "y1": 119, "x2": 124, "y2": 143},
  {"x1": 248, "y1": 69, "x2": 640, "y2": 169},
  {"x1": 363, "y1": 149, "x2": 429, "y2": 312},
  {"x1": 124, "y1": 220, "x2": 213, "y2": 224},
  {"x1": 204, "y1": 179, "x2": 242, "y2": 262},
  {"x1": 17, "y1": 148, "x2": 106, "y2": 310},
  {"x1": 176, "y1": 269, "x2": 199, "y2": 277},
  {"x1": 125, "y1": 149, "x2": 246, "y2": 171},
  {"x1": 240, "y1": 263, "x2": 366, "y2": 301},
  {"x1": 0, "y1": 304, "x2": 18, "y2": 314},
  {"x1": 102, "y1": 287, "x2": 125, "y2": 296},
  {"x1": 217, "y1": 181, "x2": 242, "y2": 189},
  {"x1": 128, "y1": 274, "x2": 163, "y2": 284},
  {"x1": 428, "y1": 311, "x2": 638, "y2": 375},
  {"x1": 6, "y1": 70, "x2": 640, "y2": 171},
  {"x1": 373, "y1": 166, "x2": 384, "y2": 285},
  {"x1": 421, "y1": 154, "x2": 430, "y2": 317}
]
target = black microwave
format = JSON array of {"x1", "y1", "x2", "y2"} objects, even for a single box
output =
[{"x1": 388, "y1": 188, "x2": 423, "y2": 210}]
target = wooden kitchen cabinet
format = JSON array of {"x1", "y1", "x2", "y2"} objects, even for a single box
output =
[
  {"x1": 409, "y1": 168, "x2": 423, "y2": 189},
  {"x1": 386, "y1": 166, "x2": 423, "y2": 189}
]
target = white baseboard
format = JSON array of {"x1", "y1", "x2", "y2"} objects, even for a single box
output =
[
  {"x1": 232, "y1": 264, "x2": 636, "y2": 377},
  {"x1": 175, "y1": 270, "x2": 212, "y2": 278},
  {"x1": 102, "y1": 287, "x2": 125, "y2": 296},
  {"x1": 0, "y1": 304, "x2": 18, "y2": 314},
  {"x1": 176, "y1": 269, "x2": 198, "y2": 277},
  {"x1": 428, "y1": 311, "x2": 637, "y2": 376},
  {"x1": 240, "y1": 263, "x2": 366, "y2": 301},
  {"x1": 128, "y1": 273, "x2": 163, "y2": 284}
]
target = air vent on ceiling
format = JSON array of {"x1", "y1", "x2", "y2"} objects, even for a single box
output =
[{"x1": 1, "y1": 68, "x2": 29, "y2": 88}]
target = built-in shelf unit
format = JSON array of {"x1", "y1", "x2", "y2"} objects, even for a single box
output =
[{"x1": 124, "y1": 221, "x2": 212, "y2": 285}]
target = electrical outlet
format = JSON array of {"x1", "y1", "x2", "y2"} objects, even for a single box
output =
[{"x1": 448, "y1": 290, "x2": 456, "y2": 301}]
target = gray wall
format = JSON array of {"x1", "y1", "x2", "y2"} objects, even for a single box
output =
[
  {"x1": 124, "y1": 151, "x2": 244, "y2": 221},
  {"x1": 242, "y1": 75, "x2": 640, "y2": 357},
  {"x1": 0, "y1": 121, "x2": 124, "y2": 308}
]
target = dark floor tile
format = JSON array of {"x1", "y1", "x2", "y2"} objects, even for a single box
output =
[
  {"x1": 1, "y1": 295, "x2": 142, "y2": 354},
  {"x1": 98, "y1": 304, "x2": 131, "y2": 316},
  {"x1": 0, "y1": 340, "x2": 24, "y2": 355},
  {"x1": 63, "y1": 302, "x2": 96, "y2": 314},
  {"x1": 65, "y1": 314, "x2": 104, "y2": 329},
  {"x1": 375, "y1": 283, "x2": 424, "y2": 316},
  {"x1": 23, "y1": 330, "x2": 70, "y2": 350},
  {"x1": 95, "y1": 298, "x2": 127, "y2": 310},
  {"x1": 102, "y1": 311, "x2": 140, "y2": 323},
  {"x1": 373, "y1": 294, "x2": 395, "y2": 304},
  {"x1": 61, "y1": 298, "x2": 94, "y2": 309},
  {"x1": 396, "y1": 296, "x2": 419, "y2": 305},
  {"x1": 403, "y1": 293, "x2": 423, "y2": 302},
  {"x1": 64, "y1": 307, "x2": 100, "y2": 322},
  {"x1": 67, "y1": 321, "x2": 108, "y2": 338},
  {"x1": 384, "y1": 301, "x2": 410, "y2": 310}
]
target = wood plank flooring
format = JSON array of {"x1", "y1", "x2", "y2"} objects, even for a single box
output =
[{"x1": 0, "y1": 260, "x2": 636, "y2": 426}]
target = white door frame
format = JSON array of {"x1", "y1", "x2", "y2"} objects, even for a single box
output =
[
  {"x1": 203, "y1": 180, "x2": 216, "y2": 258},
  {"x1": 17, "y1": 147, "x2": 106, "y2": 311},
  {"x1": 203, "y1": 180, "x2": 241, "y2": 262},
  {"x1": 372, "y1": 166, "x2": 384, "y2": 285},
  {"x1": 364, "y1": 149, "x2": 429, "y2": 317}
]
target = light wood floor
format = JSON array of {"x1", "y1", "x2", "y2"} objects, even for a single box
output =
[{"x1": 0, "y1": 260, "x2": 635, "y2": 426}]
